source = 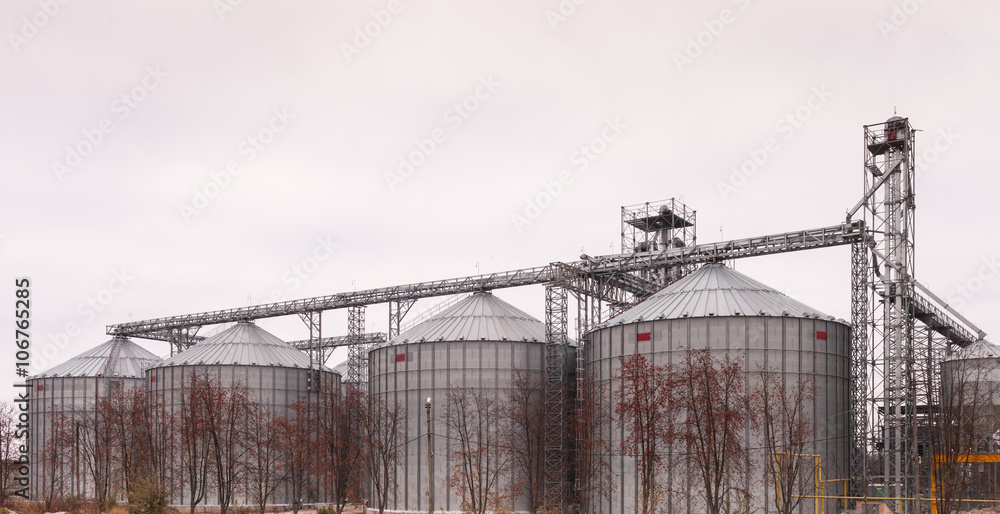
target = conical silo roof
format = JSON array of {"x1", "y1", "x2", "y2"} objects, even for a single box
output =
[
  {"x1": 378, "y1": 292, "x2": 547, "y2": 348},
  {"x1": 598, "y1": 263, "x2": 840, "y2": 328},
  {"x1": 31, "y1": 337, "x2": 161, "y2": 379},
  {"x1": 945, "y1": 339, "x2": 1000, "y2": 361},
  {"x1": 154, "y1": 322, "x2": 314, "y2": 369}
]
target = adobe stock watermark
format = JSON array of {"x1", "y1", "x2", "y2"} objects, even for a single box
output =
[
  {"x1": 341, "y1": 0, "x2": 407, "y2": 64},
  {"x1": 877, "y1": 0, "x2": 930, "y2": 41},
  {"x1": 7, "y1": 0, "x2": 72, "y2": 53},
  {"x1": 38, "y1": 268, "x2": 134, "y2": 372},
  {"x1": 673, "y1": 0, "x2": 752, "y2": 73},
  {"x1": 944, "y1": 255, "x2": 1000, "y2": 312},
  {"x1": 545, "y1": 0, "x2": 589, "y2": 30},
  {"x1": 913, "y1": 127, "x2": 960, "y2": 181},
  {"x1": 716, "y1": 84, "x2": 833, "y2": 202},
  {"x1": 384, "y1": 74, "x2": 500, "y2": 191},
  {"x1": 511, "y1": 117, "x2": 626, "y2": 233},
  {"x1": 178, "y1": 107, "x2": 294, "y2": 222},
  {"x1": 51, "y1": 65, "x2": 168, "y2": 182},
  {"x1": 213, "y1": 0, "x2": 246, "y2": 21},
  {"x1": 263, "y1": 236, "x2": 339, "y2": 303}
]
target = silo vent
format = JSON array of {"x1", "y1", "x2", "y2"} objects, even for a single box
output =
[
  {"x1": 782, "y1": 311, "x2": 790, "y2": 316},
  {"x1": 708, "y1": 312, "x2": 715, "y2": 316},
  {"x1": 682, "y1": 312, "x2": 689, "y2": 318},
  {"x1": 759, "y1": 310, "x2": 766, "y2": 316}
]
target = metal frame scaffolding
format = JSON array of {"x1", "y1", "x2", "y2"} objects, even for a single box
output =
[{"x1": 544, "y1": 285, "x2": 569, "y2": 508}]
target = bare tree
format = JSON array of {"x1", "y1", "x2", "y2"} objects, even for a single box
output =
[
  {"x1": 614, "y1": 354, "x2": 673, "y2": 514},
  {"x1": 0, "y1": 402, "x2": 20, "y2": 506},
  {"x1": 567, "y1": 370, "x2": 613, "y2": 512},
  {"x1": 674, "y1": 349, "x2": 755, "y2": 514},
  {"x1": 502, "y1": 370, "x2": 546, "y2": 513},
  {"x1": 38, "y1": 410, "x2": 74, "y2": 509},
  {"x1": 73, "y1": 403, "x2": 114, "y2": 510},
  {"x1": 281, "y1": 398, "x2": 316, "y2": 514},
  {"x1": 316, "y1": 388, "x2": 364, "y2": 513},
  {"x1": 444, "y1": 386, "x2": 510, "y2": 514},
  {"x1": 202, "y1": 379, "x2": 251, "y2": 514},
  {"x1": 102, "y1": 385, "x2": 172, "y2": 499},
  {"x1": 244, "y1": 400, "x2": 286, "y2": 514},
  {"x1": 364, "y1": 393, "x2": 404, "y2": 514},
  {"x1": 179, "y1": 373, "x2": 214, "y2": 514},
  {"x1": 930, "y1": 354, "x2": 1000, "y2": 514},
  {"x1": 754, "y1": 368, "x2": 816, "y2": 514}
]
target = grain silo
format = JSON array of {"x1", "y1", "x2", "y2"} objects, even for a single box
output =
[
  {"x1": 941, "y1": 340, "x2": 1000, "y2": 450},
  {"x1": 368, "y1": 291, "x2": 571, "y2": 512},
  {"x1": 145, "y1": 321, "x2": 340, "y2": 507},
  {"x1": 584, "y1": 263, "x2": 851, "y2": 514},
  {"x1": 27, "y1": 337, "x2": 162, "y2": 501}
]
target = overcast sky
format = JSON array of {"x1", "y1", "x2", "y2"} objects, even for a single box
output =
[{"x1": 2, "y1": 1, "x2": 999, "y2": 401}]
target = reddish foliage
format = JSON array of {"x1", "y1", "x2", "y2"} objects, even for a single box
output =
[
  {"x1": 673, "y1": 349, "x2": 755, "y2": 514},
  {"x1": 614, "y1": 353, "x2": 673, "y2": 514}
]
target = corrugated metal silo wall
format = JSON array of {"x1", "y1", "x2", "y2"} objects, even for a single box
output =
[
  {"x1": 369, "y1": 339, "x2": 562, "y2": 513},
  {"x1": 584, "y1": 316, "x2": 851, "y2": 514},
  {"x1": 146, "y1": 364, "x2": 339, "y2": 507},
  {"x1": 26, "y1": 376, "x2": 146, "y2": 501},
  {"x1": 941, "y1": 357, "x2": 1000, "y2": 447}
]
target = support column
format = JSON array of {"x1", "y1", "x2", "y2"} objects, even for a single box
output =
[
  {"x1": 299, "y1": 311, "x2": 322, "y2": 391},
  {"x1": 544, "y1": 285, "x2": 569, "y2": 510},
  {"x1": 851, "y1": 240, "x2": 870, "y2": 500},
  {"x1": 347, "y1": 305, "x2": 368, "y2": 388},
  {"x1": 388, "y1": 299, "x2": 416, "y2": 339}
]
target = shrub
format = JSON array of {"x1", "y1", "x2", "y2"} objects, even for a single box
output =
[{"x1": 126, "y1": 478, "x2": 173, "y2": 514}]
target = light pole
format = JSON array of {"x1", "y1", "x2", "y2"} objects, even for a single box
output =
[{"x1": 426, "y1": 397, "x2": 433, "y2": 514}]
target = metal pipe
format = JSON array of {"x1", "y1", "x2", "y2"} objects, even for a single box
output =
[{"x1": 426, "y1": 397, "x2": 433, "y2": 514}]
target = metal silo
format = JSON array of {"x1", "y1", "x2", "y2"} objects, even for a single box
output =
[
  {"x1": 27, "y1": 337, "x2": 162, "y2": 501},
  {"x1": 145, "y1": 321, "x2": 340, "y2": 507},
  {"x1": 941, "y1": 340, "x2": 1000, "y2": 450},
  {"x1": 584, "y1": 263, "x2": 851, "y2": 514},
  {"x1": 368, "y1": 291, "x2": 564, "y2": 512}
]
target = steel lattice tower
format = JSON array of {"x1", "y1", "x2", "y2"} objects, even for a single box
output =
[
  {"x1": 854, "y1": 117, "x2": 918, "y2": 510},
  {"x1": 544, "y1": 285, "x2": 569, "y2": 509},
  {"x1": 347, "y1": 305, "x2": 368, "y2": 386}
]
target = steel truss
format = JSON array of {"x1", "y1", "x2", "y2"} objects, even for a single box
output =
[
  {"x1": 347, "y1": 305, "x2": 367, "y2": 386},
  {"x1": 850, "y1": 118, "x2": 919, "y2": 510},
  {"x1": 299, "y1": 311, "x2": 323, "y2": 391},
  {"x1": 544, "y1": 285, "x2": 569, "y2": 510},
  {"x1": 107, "y1": 223, "x2": 867, "y2": 341},
  {"x1": 287, "y1": 332, "x2": 387, "y2": 351},
  {"x1": 388, "y1": 299, "x2": 416, "y2": 339}
]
